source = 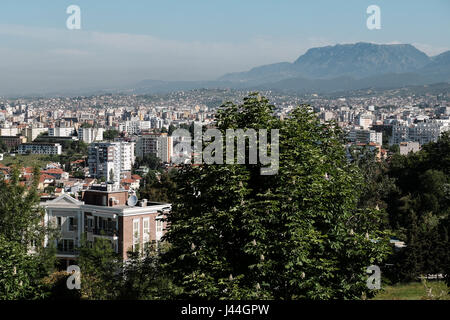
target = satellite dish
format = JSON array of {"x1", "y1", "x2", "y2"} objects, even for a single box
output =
[{"x1": 127, "y1": 195, "x2": 138, "y2": 207}]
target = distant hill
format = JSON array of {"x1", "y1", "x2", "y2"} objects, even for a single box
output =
[
  {"x1": 132, "y1": 43, "x2": 450, "y2": 95},
  {"x1": 220, "y1": 42, "x2": 432, "y2": 82}
]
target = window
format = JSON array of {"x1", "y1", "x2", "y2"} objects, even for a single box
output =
[
  {"x1": 156, "y1": 219, "x2": 163, "y2": 233},
  {"x1": 68, "y1": 217, "x2": 77, "y2": 231},
  {"x1": 85, "y1": 216, "x2": 94, "y2": 232},
  {"x1": 143, "y1": 218, "x2": 150, "y2": 247},
  {"x1": 57, "y1": 239, "x2": 75, "y2": 253},
  {"x1": 57, "y1": 217, "x2": 62, "y2": 229},
  {"x1": 132, "y1": 219, "x2": 140, "y2": 251}
]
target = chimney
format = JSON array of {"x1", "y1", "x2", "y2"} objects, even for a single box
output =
[{"x1": 139, "y1": 199, "x2": 148, "y2": 207}]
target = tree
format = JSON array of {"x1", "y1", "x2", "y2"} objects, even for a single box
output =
[
  {"x1": 80, "y1": 122, "x2": 94, "y2": 128},
  {"x1": 138, "y1": 170, "x2": 177, "y2": 203},
  {"x1": 168, "y1": 124, "x2": 177, "y2": 136},
  {"x1": 385, "y1": 133, "x2": 450, "y2": 283},
  {"x1": 0, "y1": 235, "x2": 42, "y2": 299},
  {"x1": 163, "y1": 94, "x2": 391, "y2": 299},
  {"x1": 118, "y1": 243, "x2": 180, "y2": 299},
  {"x1": 0, "y1": 139, "x2": 8, "y2": 153},
  {"x1": 348, "y1": 144, "x2": 396, "y2": 212},
  {"x1": 103, "y1": 130, "x2": 119, "y2": 141},
  {"x1": 109, "y1": 169, "x2": 115, "y2": 183},
  {"x1": 0, "y1": 167, "x2": 57, "y2": 299},
  {"x1": 77, "y1": 237, "x2": 121, "y2": 300},
  {"x1": 134, "y1": 154, "x2": 163, "y2": 171}
]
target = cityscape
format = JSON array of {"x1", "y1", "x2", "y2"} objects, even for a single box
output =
[{"x1": 0, "y1": 0, "x2": 449, "y2": 313}]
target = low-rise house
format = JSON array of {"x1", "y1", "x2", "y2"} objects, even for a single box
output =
[{"x1": 41, "y1": 184, "x2": 170, "y2": 266}]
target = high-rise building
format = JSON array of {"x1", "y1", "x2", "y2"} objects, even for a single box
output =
[
  {"x1": 88, "y1": 142, "x2": 135, "y2": 184},
  {"x1": 357, "y1": 114, "x2": 373, "y2": 130},
  {"x1": 78, "y1": 127, "x2": 104, "y2": 144},
  {"x1": 136, "y1": 133, "x2": 173, "y2": 163}
]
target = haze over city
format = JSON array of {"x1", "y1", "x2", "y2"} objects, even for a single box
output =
[{"x1": 1, "y1": 0, "x2": 450, "y2": 95}]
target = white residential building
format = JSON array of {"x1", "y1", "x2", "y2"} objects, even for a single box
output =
[
  {"x1": 357, "y1": 114, "x2": 373, "y2": 130},
  {"x1": 78, "y1": 128, "x2": 104, "y2": 144},
  {"x1": 88, "y1": 142, "x2": 135, "y2": 184},
  {"x1": 23, "y1": 127, "x2": 48, "y2": 142},
  {"x1": 18, "y1": 143, "x2": 62, "y2": 155},
  {"x1": 49, "y1": 127, "x2": 75, "y2": 137},
  {"x1": 390, "y1": 120, "x2": 450, "y2": 145},
  {"x1": 348, "y1": 127, "x2": 383, "y2": 145}
]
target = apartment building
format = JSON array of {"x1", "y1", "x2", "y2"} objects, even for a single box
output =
[
  {"x1": 390, "y1": 120, "x2": 450, "y2": 145},
  {"x1": 121, "y1": 120, "x2": 151, "y2": 135},
  {"x1": 22, "y1": 127, "x2": 48, "y2": 142},
  {"x1": 0, "y1": 135, "x2": 27, "y2": 151},
  {"x1": 41, "y1": 185, "x2": 170, "y2": 266},
  {"x1": 78, "y1": 127, "x2": 104, "y2": 144},
  {"x1": 88, "y1": 141, "x2": 135, "y2": 184},
  {"x1": 357, "y1": 114, "x2": 373, "y2": 130},
  {"x1": 348, "y1": 127, "x2": 383, "y2": 145},
  {"x1": 136, "y1": 132, "x2": 173, "y2": 163},
  {"x1": 49, "y1": 127, "x2": 75, "y2": 137},
  {"x1": 0, "y1": 127, "x2": 20, "y2": 136},
  {"x1": 18, "y1": 143, "x2": 62, "y2": 155}
]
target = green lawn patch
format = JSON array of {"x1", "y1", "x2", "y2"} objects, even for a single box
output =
[{"x1": 373, "y1": 281, "x2": 449, "y2": 300}]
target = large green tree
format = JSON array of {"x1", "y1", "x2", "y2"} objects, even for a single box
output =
[
  {"x1": 386, "y1": 133, "x2": 450, "y2": 283},
  {"x1": 163, "y1": 94, "x2": 391, "y2": 299},
  {"x1": 0, "y1": 167, "x2": 57, "y2": 299},
  {"x1": 77, "y1": 237, "x2": 121, "y2": 300}
]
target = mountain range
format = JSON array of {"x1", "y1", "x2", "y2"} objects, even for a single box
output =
[{"x1": 132, "y1": 42, "x2": 450, "y2": 94}]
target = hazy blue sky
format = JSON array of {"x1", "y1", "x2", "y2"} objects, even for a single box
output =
[{"x1": 0, "y1": 0, "x2": 449, "y2": 95}]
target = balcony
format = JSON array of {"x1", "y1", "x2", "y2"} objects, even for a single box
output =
[{"x1": 85, "y1": 226, "x2": 117, "y2": 237}]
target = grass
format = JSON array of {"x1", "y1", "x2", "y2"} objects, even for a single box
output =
[
  {"x1": 0, "y1": 154, "x2": 52, "y2": 168},
  {"x1": 372, "y1": 280, "x2": 449, "y2": 300}
]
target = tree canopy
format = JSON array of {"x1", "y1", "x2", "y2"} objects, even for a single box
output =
[{"x1": 163, "y1": 94, "x2": 391, "y2": 299}]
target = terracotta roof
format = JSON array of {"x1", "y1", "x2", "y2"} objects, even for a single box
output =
[
  {"x1": 42, "y1": 168, "x2": 64, "y2": 174},
  {"x1": 121, "y1": 178, "x2": 135, "y2": 184},
  {"x1": 23, "y1": 167, "x2": 34, "y2": 174},
  {"x1": 39, "y1": 174, "x2": 55, "y2": 182}
]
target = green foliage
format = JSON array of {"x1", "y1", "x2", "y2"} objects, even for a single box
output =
[
  {"x1": 386, "y1": 132, "x2": 450, "y2": 283},
  {"x1": 118, "y1": 243, "x2": 181, "y2": 299},
  {"x1": 348, "y1": 145, "x2": 396, "y2": 212},
  {"x1": 0, "y1": 235, "x2": 42, "y2": 299},
  {"x1": 0, "y1": 167, "x2": 45, "y2": 245},
  {"x1": 138, "y1": 170, "x2": 177, "y2": 203},
  {"x1": 163, "y1": 94, "x2": 391, "y2": 299},
  {"x1": 77, "y1": 237, "x2": 121, "y2": 300},
  {"x1": 103, "y1": 130, "x2": 120, "y2": 141},
  {"x1": 40, "y1": 271, "x2": 81, "y2": 300},
  {"x1": 0, "y1": 139, "x2": 8, "y2": 153},
  {"x1": 0, "y1": 167, "x2": 57, "y2": 299},
  {"x1": 80, "y1": 123, "x2": 94, "y2": 128},
  {"x1": 134, "y1": 154, "x2": 163, "y2": 171}
]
